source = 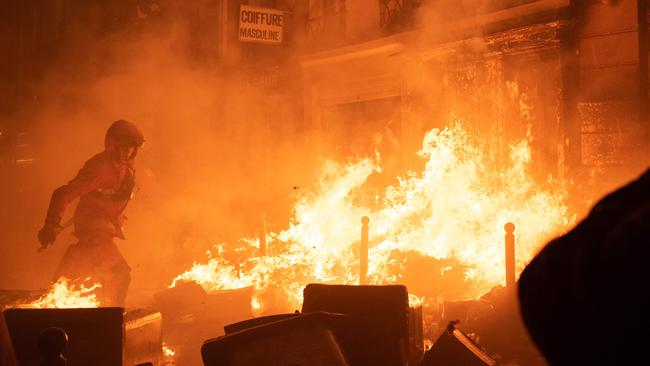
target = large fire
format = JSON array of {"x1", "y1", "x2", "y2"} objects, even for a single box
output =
[
  {"x1": 171, "y1": 123, "x2": 573, "y2": 313},
  {"x1": 15, "y1": 277, "x2": 101, "y2": 309}
]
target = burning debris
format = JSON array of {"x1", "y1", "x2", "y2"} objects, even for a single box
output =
[
  {"x1": 171, "y1": 123, "x2": 572, "y2": 314},
  {"x1": 11, "y1": 277, "x2": 101, "y2": 309},
  {"x1": 154, "y1": 282, "x2": 254, "y2": 365}
]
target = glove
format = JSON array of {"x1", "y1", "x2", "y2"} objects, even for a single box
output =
[{"x1": 37, "y1": 223, "x2": 60, "y2": 250}]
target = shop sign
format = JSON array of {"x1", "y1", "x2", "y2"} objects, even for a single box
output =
[{"x1": 239, "y1": 5, "x2": 284, "y2": 44}]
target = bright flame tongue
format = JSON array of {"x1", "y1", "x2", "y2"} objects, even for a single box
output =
[
  {"x1": 171, "y1": 124, "x2": 572, "y2": 311},
  {"x1": 20, "y1": 277, "x2": 101, "y2": 308}
]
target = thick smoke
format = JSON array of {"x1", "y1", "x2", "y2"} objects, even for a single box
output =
[
  {"x1": 0, "y1": 1, "x2": 312, "y2": 305},
  {"x1": 2, "y1": 0, "x2": 647, "y2": 307}
]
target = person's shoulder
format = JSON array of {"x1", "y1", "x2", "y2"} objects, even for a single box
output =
[{"x1": 81, "y1": 151, "x2": 111, "y2": 171}]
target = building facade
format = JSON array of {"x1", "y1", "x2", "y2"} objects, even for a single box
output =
[
  {"x1": 294, "y1": 0, "x2": 650, "y2": 207},
  {"x1": 2, "y1": 0, "x2": 649, "y2": 205}
]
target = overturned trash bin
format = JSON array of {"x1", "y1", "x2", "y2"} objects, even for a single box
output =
[
  {"x1": 201, "y1": 311, "x2": 349, "y2": 366},
  {"x1": 302, "y1": 284, "x2": 411, "y2": 366},
  {"x1": 223, "y1": 313, "x2": 300, "y2": 334},
  {"x1": 3, "y1": 307, "x2": 162, "y2": 366}
]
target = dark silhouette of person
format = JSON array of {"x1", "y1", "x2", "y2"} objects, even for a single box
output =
[
  {"x1": 0, "y1": 312, "x2": 17, "y2": 366},
  {"x1": 37, "y1": 120, "x2": 145, "y2": 306},
  {"x1": 518, "y1": 168, "x2": 650, "y2": 365}
]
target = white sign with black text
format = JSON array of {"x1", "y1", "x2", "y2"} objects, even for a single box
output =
[{"x1": 238, "y1": 5, "x2": 284, "y2": 44}]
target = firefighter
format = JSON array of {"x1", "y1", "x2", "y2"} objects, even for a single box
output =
[{"x1": 37, "y1": 120, "x2": 144, "y2": 306}]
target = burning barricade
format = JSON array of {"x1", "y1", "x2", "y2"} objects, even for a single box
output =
[
  {"x1": 169, "y1": 124, "x2": 571, "y2": 315},
  {"x1": 0, "y1": 124, "x2": 574, "y2": 365},
  {"x1": 160, "y1": 124, "x2": 571, "y2": 365}
]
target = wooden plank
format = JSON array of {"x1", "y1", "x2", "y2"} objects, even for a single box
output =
[{"x1": 579, "y1": 31, "x2": 639, "y2": 68}]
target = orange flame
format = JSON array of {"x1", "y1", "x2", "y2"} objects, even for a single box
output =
[
  {"x1": 170, "y1": 246, "x2": 254, "y2": 291},
  {"x1": 171, "y1": 124, "x2": 573, "y2": 312},
  {"x1": 409, "y1": 293, "x2": 423, "y2": 307},
  {"x1": 16, "y1": 277, "x2": 101, "y2": 309}
]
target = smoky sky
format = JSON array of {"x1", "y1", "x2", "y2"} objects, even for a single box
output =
[{"x1": 0, "y1": 1, "x2": 314, "y2": 304}]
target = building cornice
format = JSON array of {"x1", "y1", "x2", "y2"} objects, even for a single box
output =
[{"x1": 299, "y1": 0, "x2": 572, "y2": 68}]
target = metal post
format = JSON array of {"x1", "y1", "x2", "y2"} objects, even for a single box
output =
[
  {"x1": 504, "y1": 222, "x2": 516, "y2": 299},
  {"x1": 259, "y1": 213, "x2": 267, "y2": 257},
  {"x1": 360, "y1": 216, "x2": 369, "y2": 285}
]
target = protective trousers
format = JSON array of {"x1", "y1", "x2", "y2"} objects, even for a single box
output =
[{"x1": 53, "y1": 230, "x2": 131, "y2": 306}]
